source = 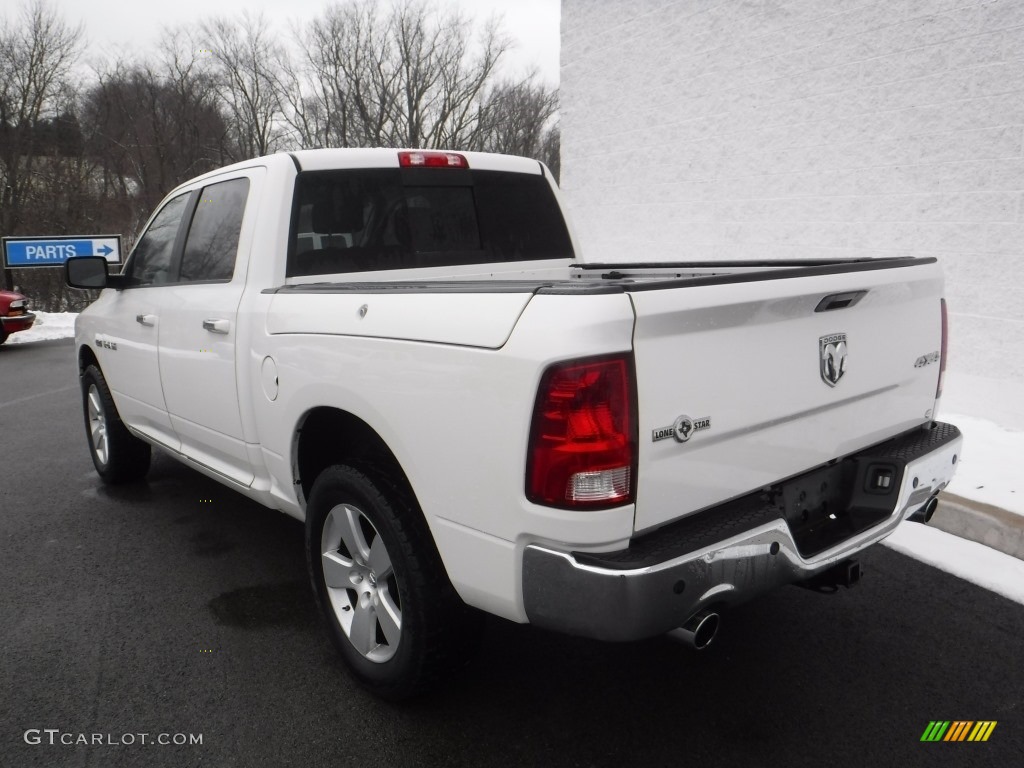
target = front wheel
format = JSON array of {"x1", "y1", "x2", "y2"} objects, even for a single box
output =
[
  {"x1": 81, "y1": 364, "x2": 151, "y2": 483},
  {"x1": 306, "y1": 465, "x2": 480, "y2": 700}
]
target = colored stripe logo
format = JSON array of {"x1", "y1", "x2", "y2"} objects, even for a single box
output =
[{"x1": 921, "y1": 721, "x2": 997, "y2": 742}]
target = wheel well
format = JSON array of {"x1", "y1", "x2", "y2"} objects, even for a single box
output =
[
  {"x1": 79, "y1": 345, "x2": 99, "y2": 375},
  {"x1": 295, "y1": 407, "x2": 415, "y2": 508}
]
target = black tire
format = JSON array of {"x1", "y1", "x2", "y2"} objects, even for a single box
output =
[
  {"x1": 81, "y1": 364, "x2": 151, "y2": 483},
  {"x1": 0, "y1": 329, "x2": 7, "y2": 345},
  {"x1": 306, "y1": 465, "x2": 480, "y2": 700}
]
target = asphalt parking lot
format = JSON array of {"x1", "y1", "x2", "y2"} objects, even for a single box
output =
[{"x1": 2, "y1": 338, "x2": 1022, "y2": 768}]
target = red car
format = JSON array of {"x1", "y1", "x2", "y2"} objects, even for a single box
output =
[{"x1": 0, "y1": 289, "x2": 35, "y2": 344}]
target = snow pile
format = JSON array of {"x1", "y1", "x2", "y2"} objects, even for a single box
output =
[
  {"x1": 6, "y1": 311, "x2": 77, "y2": 344},
  {"x1": 941, "y1": 413, "x2": 1023, "y2": 516},
  {"x1": 883, "y1": 521, "x2": 1024, "y2": 606}
]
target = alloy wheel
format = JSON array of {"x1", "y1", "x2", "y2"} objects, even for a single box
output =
[{"x1": 320, "y1": 503, "x2": 402, "y2": 663}]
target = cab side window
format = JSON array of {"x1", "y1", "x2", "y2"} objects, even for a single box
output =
[
  {"x1": 179, "y1": 178, "x2": 250, "y2": 283},
  {"x1": 124, "y1": 193, "x2": 190, "y2": 286}
]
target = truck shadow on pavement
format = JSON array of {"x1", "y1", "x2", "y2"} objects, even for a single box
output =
[{"x1": 208, "y1": 580, "x2": 316, "y2": 630}]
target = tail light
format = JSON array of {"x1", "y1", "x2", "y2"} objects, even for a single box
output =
[
  {"x1": 526, "y1": 354, "x2": 637, "y2": 509},
  {"x1": 398, "y1": 151, "x2": 468, "y2": 168},
  {"x1": 937, "y1": 298, "x2": 948, "y2": 399}
]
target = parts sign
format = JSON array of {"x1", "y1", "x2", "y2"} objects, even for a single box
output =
[{"x1": 3, "y1": 235, "x2": 121, "y2": 268}]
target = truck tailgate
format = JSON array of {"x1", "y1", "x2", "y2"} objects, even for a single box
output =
[{"x1": 628, "y1": 260, "x2": 945, "y2": 533}]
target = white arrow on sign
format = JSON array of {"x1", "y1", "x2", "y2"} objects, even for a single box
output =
[{"x1": 89, "y1": 238, "x2": 121, "y2": 263}]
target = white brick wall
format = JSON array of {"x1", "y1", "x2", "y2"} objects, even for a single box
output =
[{"x1": 561, "y1": 0, "x2": 1024, "y2": 426}]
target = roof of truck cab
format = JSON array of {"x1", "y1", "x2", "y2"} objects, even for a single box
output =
[
  {"x1": 164, "y1": 148, "x2": 546, "y2": 201},
  {"x1": 286, "y1": 147, "x2": 544, "y2": 174}
]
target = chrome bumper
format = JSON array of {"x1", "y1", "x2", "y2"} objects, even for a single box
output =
[
  {"x1": 523, "y1": 422, "x2": 962, "y2": 642},
  {"x1": 1, "y1": 311, "x2": 35, "y2": 327}
]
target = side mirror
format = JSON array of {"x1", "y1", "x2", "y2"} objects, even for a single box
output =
[{"x1": 66, "y1": 256, "x2": 123, "y2": 289}]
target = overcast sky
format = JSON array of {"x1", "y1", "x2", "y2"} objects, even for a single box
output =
[{"x1": 51, "y1": 0, "x2": 561, "y2": 85}]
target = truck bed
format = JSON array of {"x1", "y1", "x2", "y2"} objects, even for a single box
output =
[{"x1": 268, "y1": 254, "x2": 946, "y2": 535}]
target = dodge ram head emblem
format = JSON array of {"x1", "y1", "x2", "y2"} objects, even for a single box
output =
[{"x1": 819, "y1": 333, "x2": 848, "y2": 387}]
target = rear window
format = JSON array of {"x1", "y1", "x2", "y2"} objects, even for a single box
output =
[{"x1": 286, "y1": 167, "x2": 574, "y2": 276}]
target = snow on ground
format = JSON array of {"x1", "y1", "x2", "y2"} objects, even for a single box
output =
[
  {"x1": 940, "y1": 413, "x2": 1023, "y2": 517},
  {"x1": 7, "y1": 311, "x2": 77, "y2": 344},
  {"x1": 8, "y1": 312, "x2": 1024, "y2": 605},
  {"x1": 883, "y1": 521, "x2": 1024, "y2": 606}
]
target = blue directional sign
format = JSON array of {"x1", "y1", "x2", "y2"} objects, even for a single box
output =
[{"x1": 2, "y1": 235, "x2": 122, "y2": 268}]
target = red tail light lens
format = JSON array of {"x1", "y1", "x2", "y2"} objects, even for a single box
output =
[
  {"x1": 937, "y1": 298, "x2": 948, "y2": 398},
  {"x1": 527, "y1": 355, "x2": 636, "y2": 509},
  {"x1": 398, "y1": 151, "x2": 468, "y2": 168}
]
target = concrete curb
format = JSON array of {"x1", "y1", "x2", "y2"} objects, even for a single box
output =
[{"x1": 929, "y1": 492, "x2": 1024, "y2": 561}]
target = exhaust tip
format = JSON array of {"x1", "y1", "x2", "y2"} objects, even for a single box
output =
[
  {"x1": 923, "y1": 496, "x2": 939, "y2": 524},
  {"x1": 908, "y1": 495, "x2": 941, "y2": 524},
  {"x1": 668, "y1": 611, "x2": 720, "y2": 650}
]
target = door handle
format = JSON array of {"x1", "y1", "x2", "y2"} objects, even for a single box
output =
[
  {"x1": 136, "y1": 314, "x2": 156, "y2": 327},
  {"x1": 203, "y1": 319, "x2": 230, "y2": 335}
]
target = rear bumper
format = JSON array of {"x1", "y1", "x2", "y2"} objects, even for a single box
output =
[{"x1": 522, "y1": 421, "x2": 962, "y2": 642}]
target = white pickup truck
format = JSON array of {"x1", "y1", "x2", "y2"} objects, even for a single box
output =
[{"x1": 67, "y1": 148, "x2": 962, "y2": 699}]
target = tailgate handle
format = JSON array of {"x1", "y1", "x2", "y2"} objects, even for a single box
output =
[{"x1": 815, "y1": 290, "x2": 867, "y2": 312}]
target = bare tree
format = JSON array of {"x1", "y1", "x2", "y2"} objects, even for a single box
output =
[
  {"x1": 278, "y1": 47, "x2": 329, "y2": 149},
  {"x1": 539, "y1": 124, "x2": 560, "y2": 181},
  {"x1": 0, "y1": 0, "x2": 82, "y2": 290},
  {"x1": 476, "y1": 79, "x2": 558, "y2": 156},
  {"x1": 8, "y1": 27, "x2": 232, "y2": 308},
  {"x1": 289, "y1": 0, "x2": 512, "y2": 150},
  {"x1": 83, "y1": 50, "x2": 229, "y2": 221},
  {"x1": 280, "y1": 3, "x2": 366, "y2": 148},
  {"x1": 201, "y1": 13, "x2": 288, "y2": 161}
]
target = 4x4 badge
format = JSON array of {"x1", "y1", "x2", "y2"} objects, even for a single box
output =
[{"x1": 819, "y1": 333, "x2": 847, "y2": 387}]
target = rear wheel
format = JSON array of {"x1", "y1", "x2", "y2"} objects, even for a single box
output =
[
  {"x1": 306, "y1": 465, "x2": 480, "y2": 700},
  {"x1": 81, "y1": 364, "x2": 151, "y2": 483}
]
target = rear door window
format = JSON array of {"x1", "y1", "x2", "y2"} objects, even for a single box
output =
[{"x1": 179, "y1": 178, "x2": 250, "y2": 283}]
